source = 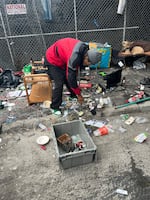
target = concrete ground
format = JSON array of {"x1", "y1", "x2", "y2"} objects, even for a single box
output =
[{"x1": 0, "y1": 65, "x2": 150, "y2": 200}]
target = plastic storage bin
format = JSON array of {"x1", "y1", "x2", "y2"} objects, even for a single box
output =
[{"x1": 52, "y1": 120, "x2": 97, "y2": 169}]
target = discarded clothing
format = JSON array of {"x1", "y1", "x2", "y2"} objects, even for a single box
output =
[{"x1": 0, "y1": 69, "x2": 20, "y2": 88}]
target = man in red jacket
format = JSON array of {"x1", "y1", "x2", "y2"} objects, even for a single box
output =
[{"x1": 44, "y1": 37, "x2": 101, "y2": 115}]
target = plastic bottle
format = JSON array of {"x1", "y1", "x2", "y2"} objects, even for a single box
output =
[{"x1": 116, "y1": 189, "x2": 128, "y2": 195}]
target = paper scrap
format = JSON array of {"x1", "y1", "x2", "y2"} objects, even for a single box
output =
[{"x1": 134, "y1": 133, "x2": 147, "y2": 143}]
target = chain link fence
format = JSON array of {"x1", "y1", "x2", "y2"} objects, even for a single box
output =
[{"x1": 0, "y1": 0, "x2": 150, "y2": 70}]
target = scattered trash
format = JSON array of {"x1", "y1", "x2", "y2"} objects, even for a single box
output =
[
  {"x1": 90, "y1": 106, "x2": 97, "y2": 115},
  {"x1": 6, "y1": 90, "x2": 30, "y2": 98},
  {"x1": 71, "y1": 134, "x2": 86, "y2": 150},
  {"x1": 93, "y1": 126, "x2": 108, "y2": 136},
  {"x1": 140, "y1": 77, "x2": 150, "y2": 85},
  {"x1": 133, "y1": 60, "x2": 146, "y2": 70},
  {"x1": 23, "y1": 64, "x2": 32, "y2": 75},
  {"x1": 0, "y1": 69, "x2": 20, "y2": 88},
  {"x1": 115, "y1": 188, "x2": 128, "y2": 196},
  {"x1": 40, "y1": 145, "x2": 47, "y2": 150},
  {"x1": 38, "y1": 123, "x2": 47, "y2": 131},
  {"x1": 6, "y1": 116, "x2": 16, "y2": 124},
  {"x1": 41, "y1": 100, "x2": 51, "y2": 108},
  {"x1": 118, "y1": 61, "x2": 124, "y2": 67},
  {"x1": 78, "y1": 111, "x2": 84, "y2": 117},
  {"x1": 128, "y1": 91, "x2": 145, "y2": 103},
  {"x1": 36, "y1": 135, "x2": 50, "y2": 145},
  {"x1": 57, "y1": 133, "x2": 75, "y2": 153},
  {"x1": 106, "y1": 124, "x2": 114, "y2": 133},
  {"x1": 88, "y1": 101, "x2": 97, "y2": 115},
  {"x1": 120, "y1": 114, "x2": 129, "y2": 121},
  {"x1": 98, "y1": 71, "x2": 107, "y2": 76},
  {"x1": 140, "y1": 84, "x2": 145, "y2": 91},
  {"x1": 82, "y1": 94, "x2": 91, "y2": 98},
  {"x1": 119, "y1": 126, "x2": 127, "y2": 133},
  {"x1": 96, "y1": 97, "x2": 112, "y2": 108},
  {"x1": 125, "y1": 116, "x2": 135, "y2": 125},
  {"x1": 115, "y1": 96, "x2": 150, "y2": 109},
  {"x1": 135, "y1": 116, "x2": 149, "y2": 124},
  {"x1": 79, "y1": 82, "x2": 92, "y2": 88},
  {"x1": 97, "y1": 98, "x2": 104, "y2": 108},
  {"x1": 85, "y1": 119, "x2": 106, "y2": 128},
  {"x1": 96, "y1": 85, "x2": 103, "y2": 94},
  {"x1": 134, "y1": 133, "x2": 147, "y2": 143},
  {"x1": 102, "y1": 97, "x2": 112, "y2": 106}
]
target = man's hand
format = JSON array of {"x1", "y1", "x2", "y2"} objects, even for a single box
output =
[{"x1": 77, "y1": 95, "x2": 84, "y2": 104}]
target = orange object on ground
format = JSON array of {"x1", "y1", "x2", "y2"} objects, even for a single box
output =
[{"x1": 99, "y1": 126, "x2": 108, "y2": 136}]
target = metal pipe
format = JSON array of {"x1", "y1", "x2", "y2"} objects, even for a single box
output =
[{"x1": 0, "y1": 26, "x2": 139, "y2": 40}]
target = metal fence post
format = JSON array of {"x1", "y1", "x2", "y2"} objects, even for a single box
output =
[
  {"x1": 74, "y1": 0, "x2": 78, "y2": 39},
  {"x1": 0, "y1": 11, "x2": 15, "y2": 67},
  {"x1": 122, "y1": 6, "x2": 127, "y2": 41}
]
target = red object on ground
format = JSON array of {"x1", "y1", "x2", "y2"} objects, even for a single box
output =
[
  {"x1": 14, "y1": 71, "x2": 24, "y2": 76},
  {"x1": 79, "y1": 83, "x2": 92, "y2": 88},
  {"x1": 99, "y1": 126, "x2": 108, "y2": 136},
  {"x1": 128, "y1": 91, "x2": 145, "y2": 103},
  {"x1": 40, "y1": 145, "x2": 46, "y2": 150}
]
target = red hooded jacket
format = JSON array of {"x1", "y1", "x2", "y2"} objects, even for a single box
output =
[{"x1": 45, "y1": 38, "x2": 89, "y2": 95}]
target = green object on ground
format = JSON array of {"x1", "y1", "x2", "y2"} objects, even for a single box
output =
[
  {"x1": 23, "y1": 64, "x2": 32, "y2": 74},
  {"x1": 98, "y1": 71, "x2": 107, "y2": 76},
  {"x1": 115, "y1": 97, "x2": 150, "y2": 109}
]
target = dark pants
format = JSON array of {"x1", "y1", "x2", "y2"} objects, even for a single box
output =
[{"x1": 45, "y1": 62, "x2": 76, "y2": 110}]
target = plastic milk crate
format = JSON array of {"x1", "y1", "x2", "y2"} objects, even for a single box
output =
[{"x1": 52, "y1": 120, "x2": 97, "y2": 169}]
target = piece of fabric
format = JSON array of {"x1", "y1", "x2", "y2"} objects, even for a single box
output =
[{"x1": 0, "y1": 69, "x2": 20, "y2": 88}]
